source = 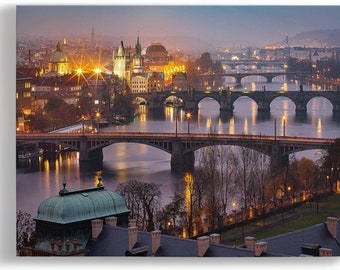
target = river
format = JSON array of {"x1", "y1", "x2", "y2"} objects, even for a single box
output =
[{"x1": 16, "y1": 76, "x2": 340, "y2": 217}]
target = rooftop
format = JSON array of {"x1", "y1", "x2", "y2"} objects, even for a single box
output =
[{"x1": 34, "y1": 180, "x2": 130, "y2": 224}]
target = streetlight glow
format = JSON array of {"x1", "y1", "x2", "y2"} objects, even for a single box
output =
[{"x1": 186, "y1": 111, "x2": 192, "y2": 134}]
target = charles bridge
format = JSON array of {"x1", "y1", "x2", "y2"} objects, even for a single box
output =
[
  {"x1": 16, "y1": 132, "x2": 334, "y2": 173},
  {"x1": 134, "y1": 89, "x2": 340, "y2": 115}
]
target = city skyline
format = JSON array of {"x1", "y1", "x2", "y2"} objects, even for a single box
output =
[{"x1": 16, "y1": 5, "x2": 340, "y2": 51}]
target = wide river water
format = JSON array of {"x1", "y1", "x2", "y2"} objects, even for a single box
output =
[{"x1": 16, "y1": 76, "x2": 340, "y2": 216}]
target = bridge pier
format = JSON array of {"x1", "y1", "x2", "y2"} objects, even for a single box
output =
[
  {"x1": 79, "y1": 136, "x2": 103, "y2": 162},
  {"x1": 184, "y1": 101, "x2": 198, "y2": 114},
  {"x1": 219, "y1": 90, "x2": 233, "y2": 113},
  {"x1": 170, "y1": 138, "x2": 195, "y2": 173},
  {"x1": 270, "y1": 142, "x2": 289, "y2": 176},
  {"x1": 257, "y1": 101, "x2": 271, "y2": 113}
]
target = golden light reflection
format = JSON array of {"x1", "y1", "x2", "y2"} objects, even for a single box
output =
[
  {"x1": 251, "y1": 101, "x2": 257, "y2": 126},
  {"x1": 138, "y1": 106, "x2": 147, "y2": 122},
  {"x1": 43, "y1": 159, "x2": 51, "y2": 194},
  {"x1": 282, "y1": 99, "x2": 290, "y2": 117},
  {"x1": 229, "y1": 117, "x2": 235, "y2": 134},
  {"x1": 243, "y1": 117, "x2": 248, "y2": 134},
  {"x1": 317, "y1": 117, "x2": 322, "y2": 137},
  {"x1": 184, "y1": 172, "x2": 194, "y2": 238},
  {"x1": 165, "y1": 106, "x2": 175, "y2": 122},
  {"x1": 251, "y1": 82, "x2": 256, "y2": 91},
  {"x1": 206, "y1": 117, "x2": 212, "y2": 129},
  {"x1": 217, "y1": 117, "x2": 223, "y2": 134}
]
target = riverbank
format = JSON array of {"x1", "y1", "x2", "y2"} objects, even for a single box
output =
[{"x1": 220, "y1": 193, "x2": 340, "y2": 246}]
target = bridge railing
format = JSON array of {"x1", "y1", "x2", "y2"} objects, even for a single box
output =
[{"x1": 16, "y1": 132, "x2": 335, "y2": 144}]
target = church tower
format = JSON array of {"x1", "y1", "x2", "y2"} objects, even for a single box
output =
[
  {"x1": 132, "y1": 35, "x2": 143, "y2": 74},
  {"x1": 113, "y1": 41, "x2": 128, "y2": 80}
]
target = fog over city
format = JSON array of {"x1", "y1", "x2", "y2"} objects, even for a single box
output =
[{"x1": 16, "y1": 4, "x2": 340, "y2": 51}]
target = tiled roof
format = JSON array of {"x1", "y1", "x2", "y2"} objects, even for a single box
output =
[
  {"x1": 85, "y1": 218, "x2": 340, "y2": 257},
  {"x1": 263, "y1": 219, "x2": 340, "y2": 256}
]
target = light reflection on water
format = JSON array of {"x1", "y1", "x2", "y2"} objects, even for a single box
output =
[{"x1": 16, "y1": 80, "x2": 340, "y2": 216}]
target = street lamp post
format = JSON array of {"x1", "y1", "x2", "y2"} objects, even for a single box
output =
[
  {"x1": 81, "y1": 115, "x2": 85, "y2": 136},
  {"x1": 232, "y1": 202, "x2": 237, "y2": 247},
  {"x1": 186, "y1": 111, "x2": 192, "y2": 134},
  {"x1": 174, "y1": 97, "x2": 178, "y2": 137},
  {"x1": 274, "y1": 119, "x2": 277, "y2": 140},
  {"x1": 96, "y1": 111, "x2": 100, "y2": 133}
]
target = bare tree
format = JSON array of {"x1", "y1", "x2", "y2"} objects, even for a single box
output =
[
  {"x1": 16, "y1": 210, "x2": 36, "y2": 256},
  {"x1": 216, "y1": 145, "x2": 237, "y2": 216},
  {"x1": 116, "y1": 180, "x2": 161, "y2": 231}
]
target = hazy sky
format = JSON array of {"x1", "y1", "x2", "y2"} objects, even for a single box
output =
[{"x1": 16, "y1": 5, "x2": 340, "y2": 49}]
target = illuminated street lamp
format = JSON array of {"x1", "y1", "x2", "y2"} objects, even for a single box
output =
[
  {"x1": 174, "y1": 97, "x2": 178, "y2": 137},
  {"x1": 232, "y1": 202, "x2": 237, "y2": 247},
  {"x1": 186, "y1": 111, "x2": 192, "y2": 134},
  {"x1": 81, "y1": 115, "x2": 85, "y2": 136},
  {"x1": 96, "y1": 111, "x2": 100, "y2": 132}
]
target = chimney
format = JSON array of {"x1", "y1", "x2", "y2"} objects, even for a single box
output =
[
  {"x1": 197, "y1": 236, "x2": 210, "y2": 257},
  {"x1": 254, "y1": 241, "x2": 268, "y2": 257},
  {"x1": 91, "y1": 219, "x2": 103, "y2": 239},
  {"x1": 209, "y1": 233, "x2": 220, "y2": 244},
  {"x1": 105, "y1": 216, "x2": 117, "y2": 227},
  {"x1": 129, "y1": 218, "x2": 137, "y2": 227},
  {"x1": 244, "y1": 236, "x2": 255, "y2": 250},
  {"x1": 326, "y1": 217, "x2": 337, "y2": 238},
  {"x1": 151, "y1": 230, "x2": 161, "y2": 254},
  {"x1": 128, "y1": 226, "x2": 138, "y2": 249},
  {"x1": 319, "y1": 247, "x2": 333, "y2": 256}
]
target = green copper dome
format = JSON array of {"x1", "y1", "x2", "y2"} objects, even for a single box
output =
[{"x1": 35, "y1": 184, "x2": 130, "y2": 224}]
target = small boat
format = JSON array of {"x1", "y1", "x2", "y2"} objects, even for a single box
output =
[{"x1": 18, "y1": 148, "x2": 44, "y2": 159}]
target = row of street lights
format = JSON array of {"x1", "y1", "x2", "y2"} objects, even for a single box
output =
[
  {"x1": 175, "y1": 108, "x2": 286, "y2": 138},
  {"x1": 174, "y1": 99, "x2": 192, "y2": 136}
]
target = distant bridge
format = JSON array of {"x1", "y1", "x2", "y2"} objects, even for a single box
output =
[
  {"x1": 200, "y1": 71, "x2": 296, "y2": 86},
  {"x1": 221, "y1": 59, "x2": 286, "y2": 69},
  {"x1": 133, "y1": 90, "x2": 340, "y2": 115},
  {"x1": 16, "y1": 132, "x2": 334, "y2": 173}
]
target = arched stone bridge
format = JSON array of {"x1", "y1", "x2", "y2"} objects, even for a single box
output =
[
  {"x1": 201, "y1": 71, "x2": 295, "y2": 86},
  {"x1": 16, "y1": 132, "x2": 334, "y2": 173},
  {"x1": 134, "y1": 90, "x2": 340, "y2": 114}
]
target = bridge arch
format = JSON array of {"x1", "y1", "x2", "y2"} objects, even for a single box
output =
[
  {"x1": 269, "y1": 95, "x2": 297, "y2": 113},
  {"x1": 240, "y1": 74, "x2": 267, "y2": 84},
  {"x1": 232, "y1": 95, "x2": 258, "y2": 114},
  {"x1": 196, "y1": 96, "x2": 221, "y2": 113},
  {"x1": 306, "y1": 95, "x2": 334, "y2": 113},
  {"x1": 17, "y1": 140, "x2": 80, "y2": 152}
]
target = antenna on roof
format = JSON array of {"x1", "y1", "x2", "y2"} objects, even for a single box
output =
[{"x1": 59, "y1": 178, "x2": 68, "y2": 195}]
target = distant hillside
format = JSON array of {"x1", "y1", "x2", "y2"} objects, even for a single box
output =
[{"x1": 289, "y1": 29, "x2": 340, "y2": 47}]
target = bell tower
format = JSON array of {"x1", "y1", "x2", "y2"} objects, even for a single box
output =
[
  {"x1": 132, "y1": 35, "x2": 143, "y2": 74},
  {"x1": 113, "y1": 41, "x2": 127, "y2": 79}
]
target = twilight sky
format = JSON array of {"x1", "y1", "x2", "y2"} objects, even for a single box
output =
[{"x1": 16, "y1": 5, "x2": 340, "y2": 50}]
